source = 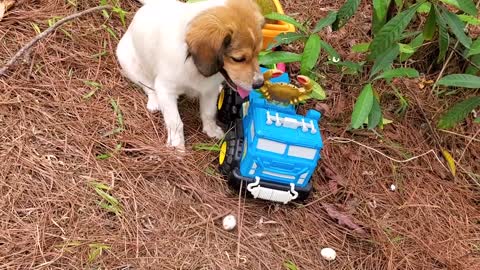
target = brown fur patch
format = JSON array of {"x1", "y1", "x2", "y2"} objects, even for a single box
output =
[{"x1": 185, "y1": 0, "x2": 264, "y2": 88}]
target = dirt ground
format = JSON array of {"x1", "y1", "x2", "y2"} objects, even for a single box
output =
[{"x1": 1, "y1": 0, "x2": 479, "y2": 269}]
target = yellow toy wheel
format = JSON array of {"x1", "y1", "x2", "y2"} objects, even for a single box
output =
[
  {"x1": 219, "y1": 140, "x2": 227, "y2": 165},
  {"x1": 217, "y1": 87, "x2": 225, "y2": 110}
]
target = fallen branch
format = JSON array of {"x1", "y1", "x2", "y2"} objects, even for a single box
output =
[{"x1": 0, "y1": 5, "x2": 112, "y2": 77}]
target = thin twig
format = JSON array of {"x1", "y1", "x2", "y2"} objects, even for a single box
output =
[
  {"x1": 327, "y1": 136, "x2": 450, "y2": 172},
  {"x1": 438, "y1": 129, "x2": 480, "y2": 143},
  {"x1": 0, "y1": 5, "x2": 112, "y2": 77}
]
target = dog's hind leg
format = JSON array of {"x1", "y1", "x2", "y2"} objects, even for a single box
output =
[{"x1": 116, "y1": 34, "x2": 159, "y2": 112}]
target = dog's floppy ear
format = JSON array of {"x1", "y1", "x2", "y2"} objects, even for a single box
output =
[{"x1": 186, "y1": 10, "x2": 233, "y2": 77}]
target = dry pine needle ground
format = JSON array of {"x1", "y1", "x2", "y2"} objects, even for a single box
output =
[{"x1": 0, "y1": 0, "x2": 479, "y2": 269}]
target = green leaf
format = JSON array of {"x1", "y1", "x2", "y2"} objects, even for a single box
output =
[
  {"x1": 457, "y1": 14, "x2": 480, "y2": 25},
  {"x1": 398, "y1": 43, "x2": 414, "y2": 54},
  {"x1": 300, "y1": 35, "x2": 321, "y2": 75},
  {"x1": 417, "y1": 2, "x2": 431, "y2": 13},
  {"x1": 374, "y1": 68, "x2": 420, "y2": 80},
  {"x1": 423, "y1": 6, "x2": 437, "y2": 40},
  {"x1": 466, "y1": 54, "x2": 480, "y2": 75},
  {"x1": 474, "y1": 117, "x2": 480, "y2": 124},
  {"x1": 437, "y1": 13, "x2": 450, "y2": 63},
  {"x1": 332, "y1": 0, "x2": 361, "y2": 31},
  {"x1": 368, "y1": 3, "x2": 421, "y2": 60},
  {"x1": 368, "y1": 89, "x2": 382, "y2": 129},
  {"x1": 437, "y1": 96, "x2": 480, "y2": 129},
  {"x1": 351, "y1": 84, "x2": 374, "y2": 129},
  {"x1": 313, "y1": 11, "x2": 337, "y2": 33},
  {"x1": 308, "y1": 79, "x2": 327, "y2": 100},
  {"x1": 467, "y1": 38, "x2": 480, "y2": 57},
  {"x1": 264, "y1": 12, "x2": 307, "y2": 33},
  {"x1": 456, "y1": 0, "x2": 478, "y2": 16},
  {"x1": 266, "y1": 32, "x2": 305, "y2": 50},
  {"x1": 329, "y1": 60, "x2": 364, "y2": 75},
  {"x1": 258, "y1": 51, "x2": 302, "y2": 65},
  {"x1": 319, "y1": 40, "x2": 340, "y2": 60},
  {"x1": 437, "y1": 74, "x2": 480, "y2": 88},
  {"x1": 372, "y1": 0, "x2": 392, "y2": 35},
  {"x1": 369, "y1": 44, "x2": 400, "y2": 79},
  {"x1": 399, "y1": 34, "x2": 424, "y2": 62},
  {"x1": 283, "y1": 260, "x2": 298, "y2": 270},
  {"x1": 439, "y1": 8, "x2": 472, "y2": 48},
  {"x1": 352, "y1": 42, "x2": 370, "y2": 53}
]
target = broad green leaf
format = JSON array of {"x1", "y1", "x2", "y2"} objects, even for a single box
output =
[
  {"x1": 437, "y1": 96, "x2": 480, "y2": 129},
  {"x1": 266, "y1": 32, "x2": 305, "y2": 50},
  {"x1": 457, "y1": 14, "x2": 480, "y2": 25},
  {"x1": 368, "y1": 89, "x2": 382, "y2": 129},
  {"x1": 368, "y1": 3, "x2": 421, "y2": 60},
  {"x1": 399, "y1": 34, "x2": 424, "y2": 61},
  {"x1": 351, "y1": 84, "x2": 374, "y2": 129},
  {"x1": 330, "y1": 60, "x2": 364, "y2": 75},
  {"x1": 437, "y1": 11, "x2": 450, "y2": 63},
  {"x1": 398, "y1": 43, "x2": 414, "y2": 54},
  {"x1": 466, "y1": 38, "x2": 480, "y2": 57},
  {"x1": 417, "y1": 2, "x2": 431, "y2": 13},
  {"x1": 456, "y1": 0, "x2": 478, "y2": 16},
  {"x1": 352, "y1": 42, "x2": 370, "y2": 53},
  {"x1": 466, "y1": 54, "x2": 480, "y2": 75},
  {"x1": 372, "y1": 0, "x2": 392, "y2": 35},
  {"x1": 440, "y1": 8, "x2": 472, "y2": 48},
  {"x1": 319, "y1": 40, "x2": 340, "y2": 60},
  {"x1": 369, "y1": 44, "x2": 400, "y2": 79},
  {"x1": 441, "y1": 149, "x2": 457, "y2": 176},
  {"x1": 313, "y1": 11, "x2": 337, "y2": 33},
  {"x1": 332, "y1": 0, "x2": 361, "y2": 31},
  {"x1": 300, "y1": 35, "x2": 321, "y2": 75},
  {"x1": 374, "y1": 68, "x2": 420, "y2": 80},
  {"x1": 423, "y1": 6, "x2": 437, "y2": 40},
  {"x1": 437, "y1": 74, "x2": 480, "y2": 88},
  {"x1": 258, "y1": 51, "x2": 302, "y2": 65},
  {"x1": 308, "y1": 79, "x2": 327, "y2": 100},
  {"x1": 264, "y1": 12, "x2": 307, "y2": 33}
]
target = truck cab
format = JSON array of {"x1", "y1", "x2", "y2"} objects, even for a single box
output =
[{"x1": 218, "y1": 68, "x2": 324, "y2": 204}]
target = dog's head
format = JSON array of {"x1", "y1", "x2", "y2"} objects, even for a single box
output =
[{"x1": 186, "y1": 0, "x2": 265, "y2": 97}]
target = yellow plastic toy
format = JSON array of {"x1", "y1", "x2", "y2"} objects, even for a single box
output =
[
  {"x1": 257, "y1": 69, "x2": 313, "y2": 105},
  {"x1": 259, "y1": 0, "x2": 296, "y2": 50}
]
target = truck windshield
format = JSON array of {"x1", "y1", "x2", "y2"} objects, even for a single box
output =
[
  {"x1": 257, "y1": 138, "x2": 287, "y2": 154},
  {"x1": 288, "y1": 145, "x2": 317, "y2": 160}
]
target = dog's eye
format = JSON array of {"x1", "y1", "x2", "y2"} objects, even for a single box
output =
[{"x1": 231, "y1": 56, "x2": 246, "y2": 63}]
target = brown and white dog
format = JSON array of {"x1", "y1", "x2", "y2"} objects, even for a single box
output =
[{"x1": 116, "y1": 0, "x2": 265, "y2": 150}]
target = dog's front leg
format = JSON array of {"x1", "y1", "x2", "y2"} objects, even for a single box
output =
[
  {"x1": 200, "y1": 90, "x2": 225, "y2": 139},
  {"x1": 154, "y1": 82, "x2": 185, "y2": 150}
]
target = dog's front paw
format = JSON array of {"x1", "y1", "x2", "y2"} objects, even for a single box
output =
[
  {"x1": 146, "y1": 97, "x2": 160, "y2": 112},
  {"x1": 167, "y1": 132, "x2": 185, "y2": 150},
  {"x1": 203, "y1": 123, "x2": 225, "y2": 139}
]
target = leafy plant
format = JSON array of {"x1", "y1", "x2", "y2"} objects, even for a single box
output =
[{"x1": 89, "y1": 181, "x2": 123, "y2": 216}]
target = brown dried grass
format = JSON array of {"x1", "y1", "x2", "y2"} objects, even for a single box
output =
[{"x1": 1, "y1": 0, "x2": 479, "y2": 269}]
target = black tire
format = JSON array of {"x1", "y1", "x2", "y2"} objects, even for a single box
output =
[
  {"x1": 216, "y1": 83, "x2": 246, "y2": 127},
  {"x1": 218, "y1": 130, "x2": 236, "y2": 176}
]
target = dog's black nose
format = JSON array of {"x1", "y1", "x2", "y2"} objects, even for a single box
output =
[{"x1": 252, "y1": 79, "x2": 264, "y2": 89}]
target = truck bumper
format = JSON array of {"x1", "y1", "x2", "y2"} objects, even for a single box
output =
[{"x1": 229, "y1": 168, "x2": 312, "y2": 202}]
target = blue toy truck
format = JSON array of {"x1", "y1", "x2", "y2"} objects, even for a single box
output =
[{"x1": 216, "y1": 67, "x2": 324, "y2": 204}]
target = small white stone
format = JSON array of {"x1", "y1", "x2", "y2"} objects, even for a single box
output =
[
  {"x1": 222, "y1": 214, "x2": 237, "y2": 231},
  {"x1": 320, "y1": 247, "x2": 336, "y2": 261},
  {"x1": 390, "y1": 184, "x2": 396, "y2": 191}
]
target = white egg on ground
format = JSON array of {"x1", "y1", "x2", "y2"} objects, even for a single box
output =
[
  {"x1": 222, "y1": 214, "x2": 237, "y2": 231},
  {"x1": 390, "y1": 184, "x2": 396, "y2": 191},
  {"x1": 320, "y1": 247, "x2": 336, "y2": 261}
]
